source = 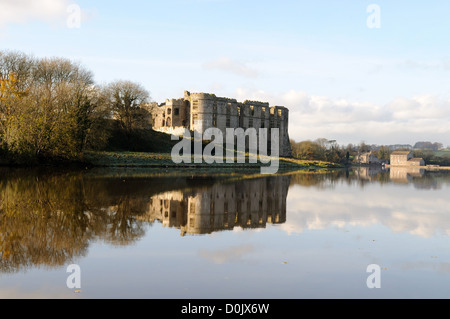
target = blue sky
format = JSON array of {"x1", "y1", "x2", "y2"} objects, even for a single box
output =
[{"x1": 1, "y1": 0, "x2": 450, "y2": 146}]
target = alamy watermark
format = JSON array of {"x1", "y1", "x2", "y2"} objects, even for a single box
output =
[
  {"x1": 66, "y1": 264, "x2": 81, "y2": 290},
  {"x1": 367, "y1": 4, "x2": 381, "y2": 29},
  {"x1": 171, "y1": 127, "x2": 280, "y2": 174},
  {"x1": 366, "y1": 264, "x2": 381, "y2": 289},
  {"x1": 67, "y1": 4, "x2": 82, "y2": 29}
]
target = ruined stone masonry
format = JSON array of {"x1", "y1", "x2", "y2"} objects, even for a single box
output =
[{"x1": 144, "y1": 91, "x2": 292, "y2": 157}]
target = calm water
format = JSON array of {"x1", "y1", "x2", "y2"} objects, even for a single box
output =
[{"x1": 0, "y1": 166, "x2": 450, "y2": 299}]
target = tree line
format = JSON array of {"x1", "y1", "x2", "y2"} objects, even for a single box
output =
[
  {"x1": 289, "y1": 139, "x2": 383, "y2": 165},
  {"x1": 0, "y1": 50, "x2": 155, "y2": 164},
  {"x1": 290, "y1": 139, "x2": 396, "y2": 164},
  {"x1": 413, "y1": 141, "x2": 444, "y2": 151},
  {"x1": 290, "y1": 139, "x2": 450, "y2": 166}
]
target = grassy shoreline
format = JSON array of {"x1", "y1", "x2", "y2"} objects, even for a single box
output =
[{"x1": 82, "y1": 151, "x2": 344, "y2": 171}]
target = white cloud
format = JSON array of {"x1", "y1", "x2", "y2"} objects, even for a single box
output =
[
  {"x1": 205, "y1": 84, "x2": 448, "y2": 145},
  {"x1": 388, "y1": 95, "x2": 450, "y2": 120},
  {"x1": 203, "y1": 57, "x2": 259, "y2": 78},
  {"x1": 282, "y1": 90, "x2": 312, "y2": 112},
  {"x1": 0, "y1": 0, "x2": 81, "y2": 27},
  {"x1": 233, "y1": 87, "x2": 450, "y2": 146}
]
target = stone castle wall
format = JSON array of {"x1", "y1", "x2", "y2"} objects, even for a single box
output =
[{"x1": 148, "y1": 91, "x2": 292, "y2": 157}]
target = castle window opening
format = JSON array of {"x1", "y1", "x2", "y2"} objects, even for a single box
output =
[{"x1": 174, "y1": 108, "x2": 179, "y2": 116}]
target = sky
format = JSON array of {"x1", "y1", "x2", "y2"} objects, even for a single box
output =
[{"x1": 1, "y1": 0, "x2": 449, "y2": 146}]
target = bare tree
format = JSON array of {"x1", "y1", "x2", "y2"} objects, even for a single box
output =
[
  {"x1": 26, "y1": 57, "x2": 96, "y2": 157},
  {"x1": 1, "y1": 50, "x2": 103, "y2": 160},
  {"x1": 0, "y1": 50, "x2": 35, "y2": 90},
  {"x1": 104, "y1": 80, "x2": 150, "y2": 134},
  {"x1": 1, "y1": 50, "x2": 155, "y2": 162}
]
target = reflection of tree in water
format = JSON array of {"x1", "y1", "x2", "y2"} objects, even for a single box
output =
[
  {"x1": 288, "y1": 170, "x2": 378, "y2": 188},
  {"x1": 0, "y1": 170, "x2": 151, "y2": 273},
  {"x1": 289, "y1": 171, "x2": 345, "y2": 188},
  {"x1": 411, "y1": 171, "x2": 450, "y2": 190},
  {"x1": 0, "y1": 168, "x2": 288, "y2": 273},
  {"x1": 104, "y1": 195, "x2": 148, "y2": 246}
]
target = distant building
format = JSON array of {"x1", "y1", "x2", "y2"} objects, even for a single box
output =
[
  {"x1": 408, "y1": 158, "x2": 426, "y2": 166},
  {"x1": 390, "y1": 151, "x2": 413, "y2": 165},
  {"x1": 390, "y1": 151, "x2": 425, "y2": 167},
  {"x1": 357, "y1": 152, "x2": 382, "y2": 165}
]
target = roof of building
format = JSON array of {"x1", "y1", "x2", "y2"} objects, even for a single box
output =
[
  {"x1": 408, "y1": 158, "x2": 424, "y2": 162},
  {"x1": 391, "y1": 150, "x2": 412, "y2": 155}
]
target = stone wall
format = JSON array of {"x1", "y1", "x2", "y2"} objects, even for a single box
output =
[
  {"x1": 390, "y1": 151, "x2": 413, "y2": 166},
  {"x1": 148, "y1": 91, "x2": 292, "y2": 157},
  {"x1": 390, "y1": 151, "x2": 425, "y2": 167}
]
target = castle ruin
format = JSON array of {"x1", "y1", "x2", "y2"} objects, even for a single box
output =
[{"x1": 145, "y1": 91, "x2": 292, "y2": 157}]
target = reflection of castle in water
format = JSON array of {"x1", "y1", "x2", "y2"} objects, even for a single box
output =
[{"x1": 137, "y1": 176, "x2": 291, "y2": 236}]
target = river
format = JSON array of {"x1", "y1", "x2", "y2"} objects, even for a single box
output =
[{"x1": 0, "y1": 166, "x2": 449, "y2": 298}]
